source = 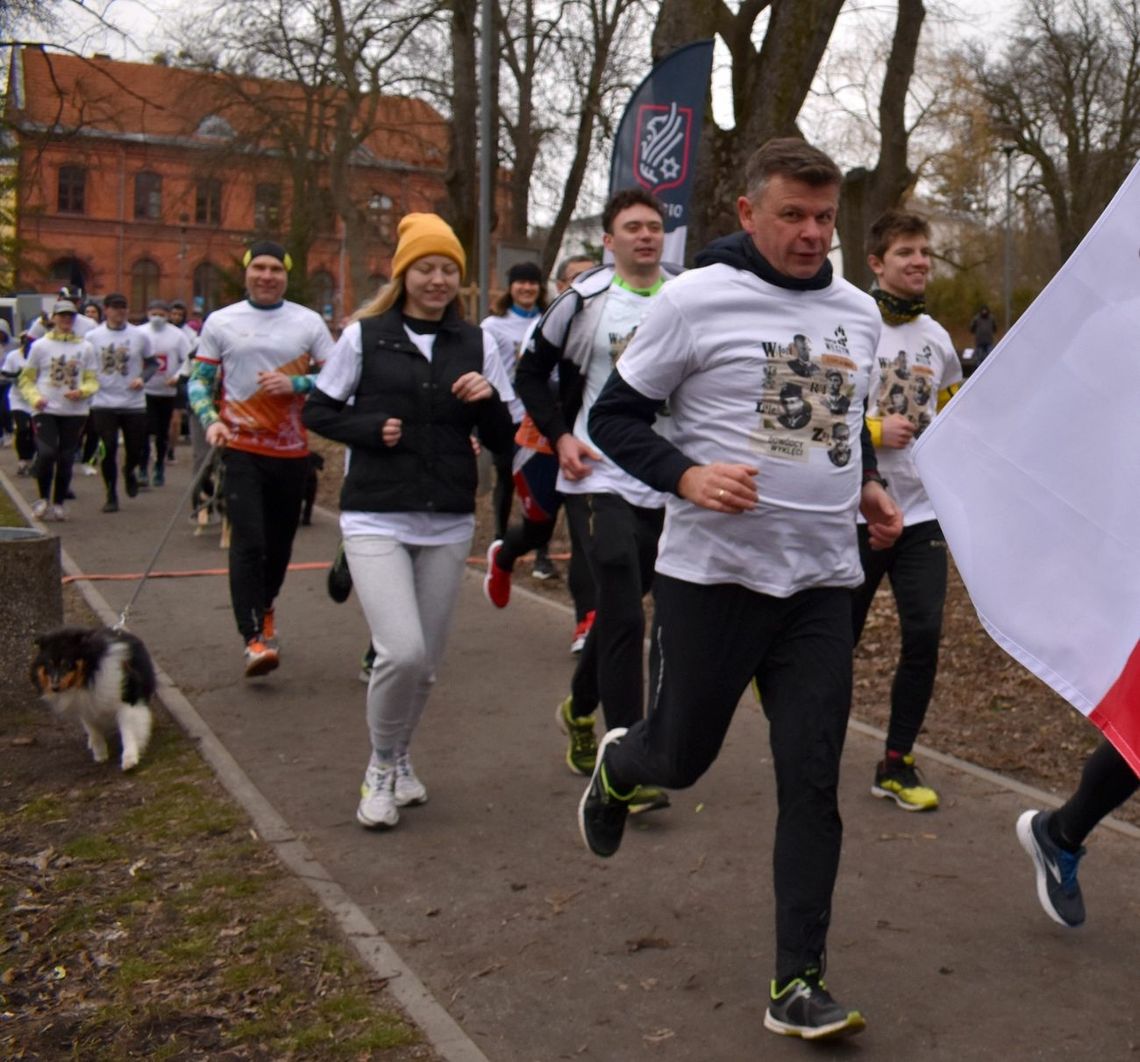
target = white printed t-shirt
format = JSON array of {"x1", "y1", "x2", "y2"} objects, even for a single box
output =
[
  {"x1": 141, "y1": 321, "x2": 192, "y2": 397},
  {"x1": 88, "y1": 322, "x2": 153, "y2": 411},
  {"x1": 558, "y1": 282, "x2": 669, "y2": 509},
  {"x1": 614, "y1": 262, "x2": 881, "y2": 597},
  {"x1": 196, "y1": 299, "x2": 334, "y2": 458},
  {"x1": 864, "y1": 314, "x2": 962, "y2": 525}
]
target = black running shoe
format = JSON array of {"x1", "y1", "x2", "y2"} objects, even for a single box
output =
[
  {"x1": 578, "y1": 727, "x2": 632, "y2": 857},
  {"x1": 764, "y1": 971, "x2": 865, "y2": 1040},
  {"x1": 327, "y1": 542, "x2": 353, "y2": 603},
  {"x1": 1016, "y1": 809, "x2": 1086, "y2": 927}
]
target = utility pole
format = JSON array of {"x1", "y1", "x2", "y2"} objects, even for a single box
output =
[{"x1": 478, "y1": 0, "x2": 493, "y2": 321}]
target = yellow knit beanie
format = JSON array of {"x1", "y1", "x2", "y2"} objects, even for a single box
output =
[{"x1": 391, "y1": 213, "x2": 466, "y2": 280}]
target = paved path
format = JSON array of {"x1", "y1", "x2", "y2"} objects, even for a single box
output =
[{"x1": 4, "y1": 447, "x2": 1139, "y2": 1061}]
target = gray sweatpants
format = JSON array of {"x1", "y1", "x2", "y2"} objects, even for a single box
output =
[{"x1": 344, "y1": 535, "x2": 470, "y2": 755}]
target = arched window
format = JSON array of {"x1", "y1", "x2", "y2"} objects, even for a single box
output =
[
  {"x1": 310, "y1": 270, "x2": 336, "y2": 321},
  {"x1": 131, "y1": 258, "x2": 161, "y2": 311},
  {"x1": 134, "y1": 171, "x2": 162, "y2": 220},
  {"x1": 49, "y1": 257, "x2": 88, "y2": 292},
  {"x1": 193, "y1": 261, "x2": 223, "y2": 315},
  {"x1": 57, "y1": 165, "x2": 86, "y2": 213}
]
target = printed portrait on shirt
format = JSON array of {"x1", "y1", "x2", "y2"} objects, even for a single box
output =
[
  {"x1": 875, "y1": 345, "x2": 937, "y2": 437},
  {"x1": 751, "y1": 327, "x2": 859, "y2": 463},
  {"x1": 48, "y1": 354, "x2": 81, "y2": 390}
]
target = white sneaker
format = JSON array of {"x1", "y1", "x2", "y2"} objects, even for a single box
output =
[
  {"x1": 82, "y1": 464, "x2": 98, "y2": 476},
  {"x1": 31, "y1": 498, "x2": 48, "y2": 519},
  {"x1": 394, "y1": 753, "x2": 428, "y2": 807},
  {"x1": 357, "y1": 763, "x2": 398, "y2": 829},
  {"x1": 52, "y1": 504, "x2": 66, "y2": 521}
]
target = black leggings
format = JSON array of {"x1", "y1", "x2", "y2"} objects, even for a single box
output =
[
  {"x1": 91, "y1": 409, "x2": 147, "y2": 499},
  {"x1": 221, "y1": 449, "x2": 309, "y2": 642},
  {"x1": 32, "y1": 414, "x2": 85, "y2": 504},
  {"x1": 566, "y1": 494, "x2": 663, "y2": 730},
  {"x1": 607, "y1": 576, "x2": 855, "y2": 984},
  {"x1": 1052, "y1": 741, "x2": 1139, "y2": 849},
  {"x1": 11, "y1": 410, "x2": 35, "y2": 461},
  {"x1": 143, "y1": 394, "x2": 176, "y2": 473},
  {"x1": 852, "y1": 519, "x2": 947, "y2": 753}
]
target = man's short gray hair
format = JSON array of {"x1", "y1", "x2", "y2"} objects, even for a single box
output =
[{"x1": 744, "y1": 137, "x2": 842, "y2": 201}]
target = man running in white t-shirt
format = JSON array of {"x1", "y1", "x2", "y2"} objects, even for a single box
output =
[
  {"x1": 512, "y1": 189, "x2": 681, "y2": 809},
  {"x1": 581, "y1": 138, "x2": 902, "y2": 1041}
]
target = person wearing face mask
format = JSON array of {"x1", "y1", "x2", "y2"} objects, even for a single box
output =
[
  {"x1": 138, "y1": 299, "x2": 192, "y2": 488},
  {"x1": 190, "y1": 241, "x2": 335, "y2": 677},
  {"x1": 302, "y1": 213, "x2": 515, "y2": 831}
]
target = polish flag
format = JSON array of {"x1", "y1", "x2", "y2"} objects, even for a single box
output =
[{"x1": 913, "y1": 162, "x2": 1140, "y2": 775}]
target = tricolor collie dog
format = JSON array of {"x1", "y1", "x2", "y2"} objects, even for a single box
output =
[{"x1": 31, "y1": 626, "x2": 156, "y2": 771}]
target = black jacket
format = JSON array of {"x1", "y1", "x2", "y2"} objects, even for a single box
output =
[{"x1": 302, "y1": 305, "x2": 514, "y2": 514}]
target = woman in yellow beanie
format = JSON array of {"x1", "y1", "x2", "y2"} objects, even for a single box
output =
[{"x1": 303, "y1": 213, "x2": 516, "y2": 831}]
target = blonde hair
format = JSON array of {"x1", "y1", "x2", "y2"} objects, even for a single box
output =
[{"x1": 353, "y1": 276, "x2": 405, "y2": 322}]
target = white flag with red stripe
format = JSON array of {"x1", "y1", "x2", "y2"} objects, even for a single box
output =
[{"x1": 913, "y1": 162, "x2": 1140, "y2": 775}]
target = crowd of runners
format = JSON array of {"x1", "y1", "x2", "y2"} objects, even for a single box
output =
[{"x1": 3, "y1": 134, "x2": 1135, "y2": 1043}]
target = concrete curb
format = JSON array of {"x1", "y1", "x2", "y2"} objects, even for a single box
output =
[{"x1": 2, "y1": 471, "x2": 490, "y2": 1062}]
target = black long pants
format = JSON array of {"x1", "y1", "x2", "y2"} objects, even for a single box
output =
[
  {"x1": 221, "y1": 449, "x2": 309, "y2": 642},
  {"x1": 91, "y1": 409, "x2": 147, "y2": 501},
  {"x1": 142, "y1": 394, "x2": 176, "y2": 475},
  {"x1": 607, "y1": 575, "x2": 854, "y2": 984},
  {"x1": 565, "y1": 493, "x2": 663, "y2": 729},
  {"x1": 32, "y1": 414, "x2": 85, "y2": 504},
  {"x1": 851, "y1": 519, "x2": 947, "y2": 753},
  {"x1": 491, "y1": 446, "x2": 515, "y2": 540},
  {"x1": 1053, "y1": 741, "x2": 1139, "y2": 848},
  {"x1": 11, "y1": 410, "x2": 35, "y2": 461}
]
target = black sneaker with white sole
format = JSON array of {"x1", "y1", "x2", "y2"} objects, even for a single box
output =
[
  {"x1": 578, "y1": 727, "x2": 633, "y2": 857},
  {"x1": 1016, "y1": 809, "x2": 1086, "y2": 927},
  {"x1": 763, "y1": 971, "x2": 865, "y2": 1040}
]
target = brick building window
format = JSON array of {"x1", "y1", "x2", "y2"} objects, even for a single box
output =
[
  {"x1": 193, "y1": 261, "x2": 223, "y2": 314},
  {"x1": 57, "y1": 165, "x2": 86, "y2": 214},
  {"x1": 134, "y1": 171, "x2": 163, "y2": 220},
  {"x1": 195, "y1": 179, "x2": 222, "y2": 226},
  {"x1": 131, "y1": 258, "x2": 161, "y2": 310},
  {"x1": 254, "y1": 183, "x2": 281, "y2": 231}
]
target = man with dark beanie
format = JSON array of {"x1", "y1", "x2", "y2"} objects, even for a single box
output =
[{"x1": 189, "y1": 240, "x2": 335, "y2": 676}]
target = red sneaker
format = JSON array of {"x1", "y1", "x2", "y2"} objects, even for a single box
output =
[{"x1": 483, "y1": 540, "x2": 511, "y2": 608}]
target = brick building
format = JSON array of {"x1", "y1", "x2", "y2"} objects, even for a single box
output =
[{"x1": 4, "y1": 47, "x2": 456, "y2": 320}]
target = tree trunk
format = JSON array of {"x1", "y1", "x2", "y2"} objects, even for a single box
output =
[
  {"x1": 836, "y1": 0, "x2": 925, "y2": 288},
  {"x1": 446, "y1": 0, "x2": 479, "y2": 263}
]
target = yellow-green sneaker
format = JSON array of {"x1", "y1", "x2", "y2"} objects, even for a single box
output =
[
  {"x1": 556, "y1": 696, "x2": 598, "y2": 776},
  {"x1": 871, "y1": 752, "x2": 939, "y2": 811}
]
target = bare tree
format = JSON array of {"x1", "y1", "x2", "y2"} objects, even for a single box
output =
[
  {"x1": 445, "y1": 0, "x2": 480, "y2": 261},
  {"x1": 972, "y1": 0, "x2": 1140, "y2": 261},
  {"x1": 651, "y1": 0, "x2": 846, "y2": 254},
  {"x1": 175, "y1": 0, "x2": 444, "y2": 307}
]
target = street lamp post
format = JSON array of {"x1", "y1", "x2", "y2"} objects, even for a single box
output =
[{"x1": 1002, "y1": 144, "x2": 1015, "y2": 333}]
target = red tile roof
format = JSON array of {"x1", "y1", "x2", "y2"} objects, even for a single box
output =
[{"x1": 13, "y1": 48, "x2": 447, "y2": 169}]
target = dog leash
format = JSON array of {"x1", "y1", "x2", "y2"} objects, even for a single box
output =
[{"x1": 113, "y1": 448, "x2": 219, "y2": 632}]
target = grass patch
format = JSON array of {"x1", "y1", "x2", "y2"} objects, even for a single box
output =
[
  {"x1": 0, "y1": 484, "x2": 25, "y2": 527},
  {"x1": 2, "y1": 588, "x2": 428, "y2": 1061}
]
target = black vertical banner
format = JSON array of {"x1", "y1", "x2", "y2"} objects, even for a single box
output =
[{"x1": 609, "y1": 40, "x2": 715, "y2": 265}]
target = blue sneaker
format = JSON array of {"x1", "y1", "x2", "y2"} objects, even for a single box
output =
[{"x1": 1016, "y1": 809, "x2": 1086, "y2": 927}]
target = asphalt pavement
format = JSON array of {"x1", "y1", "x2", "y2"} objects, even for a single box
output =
[{"x1": 4, "y1": 444, "x2": 1139, "y2": 1061}]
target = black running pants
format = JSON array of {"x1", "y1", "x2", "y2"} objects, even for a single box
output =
[
  {"x1": 221, "y1": 449, "x2": 309, "y2": 642},
  {"x1": 92, "y1": 408, "x2": 147, "y2": 499},
  {"x1": 32, "y1": 413, "x2": 85, "y2": 504},
  {"x1": 1053, "y1": 741, "x2": 1139, "y2": 848},
  {"x1": 606, "y1": 575, "x2": 854, "y2": 984}
]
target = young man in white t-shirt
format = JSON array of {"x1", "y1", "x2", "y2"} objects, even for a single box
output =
[
  {"x1": 854, "y1": 210, "x2": 963, "y2": 813},
  {"x1": 580, "y1": 139, "x2": 902, "y2": 1041},
  {"x1": 512, "y1": 189, "x2": 681, "y2": 807},
  {"x1": 86, "y1": 292, "x2": 155, "y2": 512},
  {"x1": 139, "y1": 299, "x2": 192, "y2": 488}
]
